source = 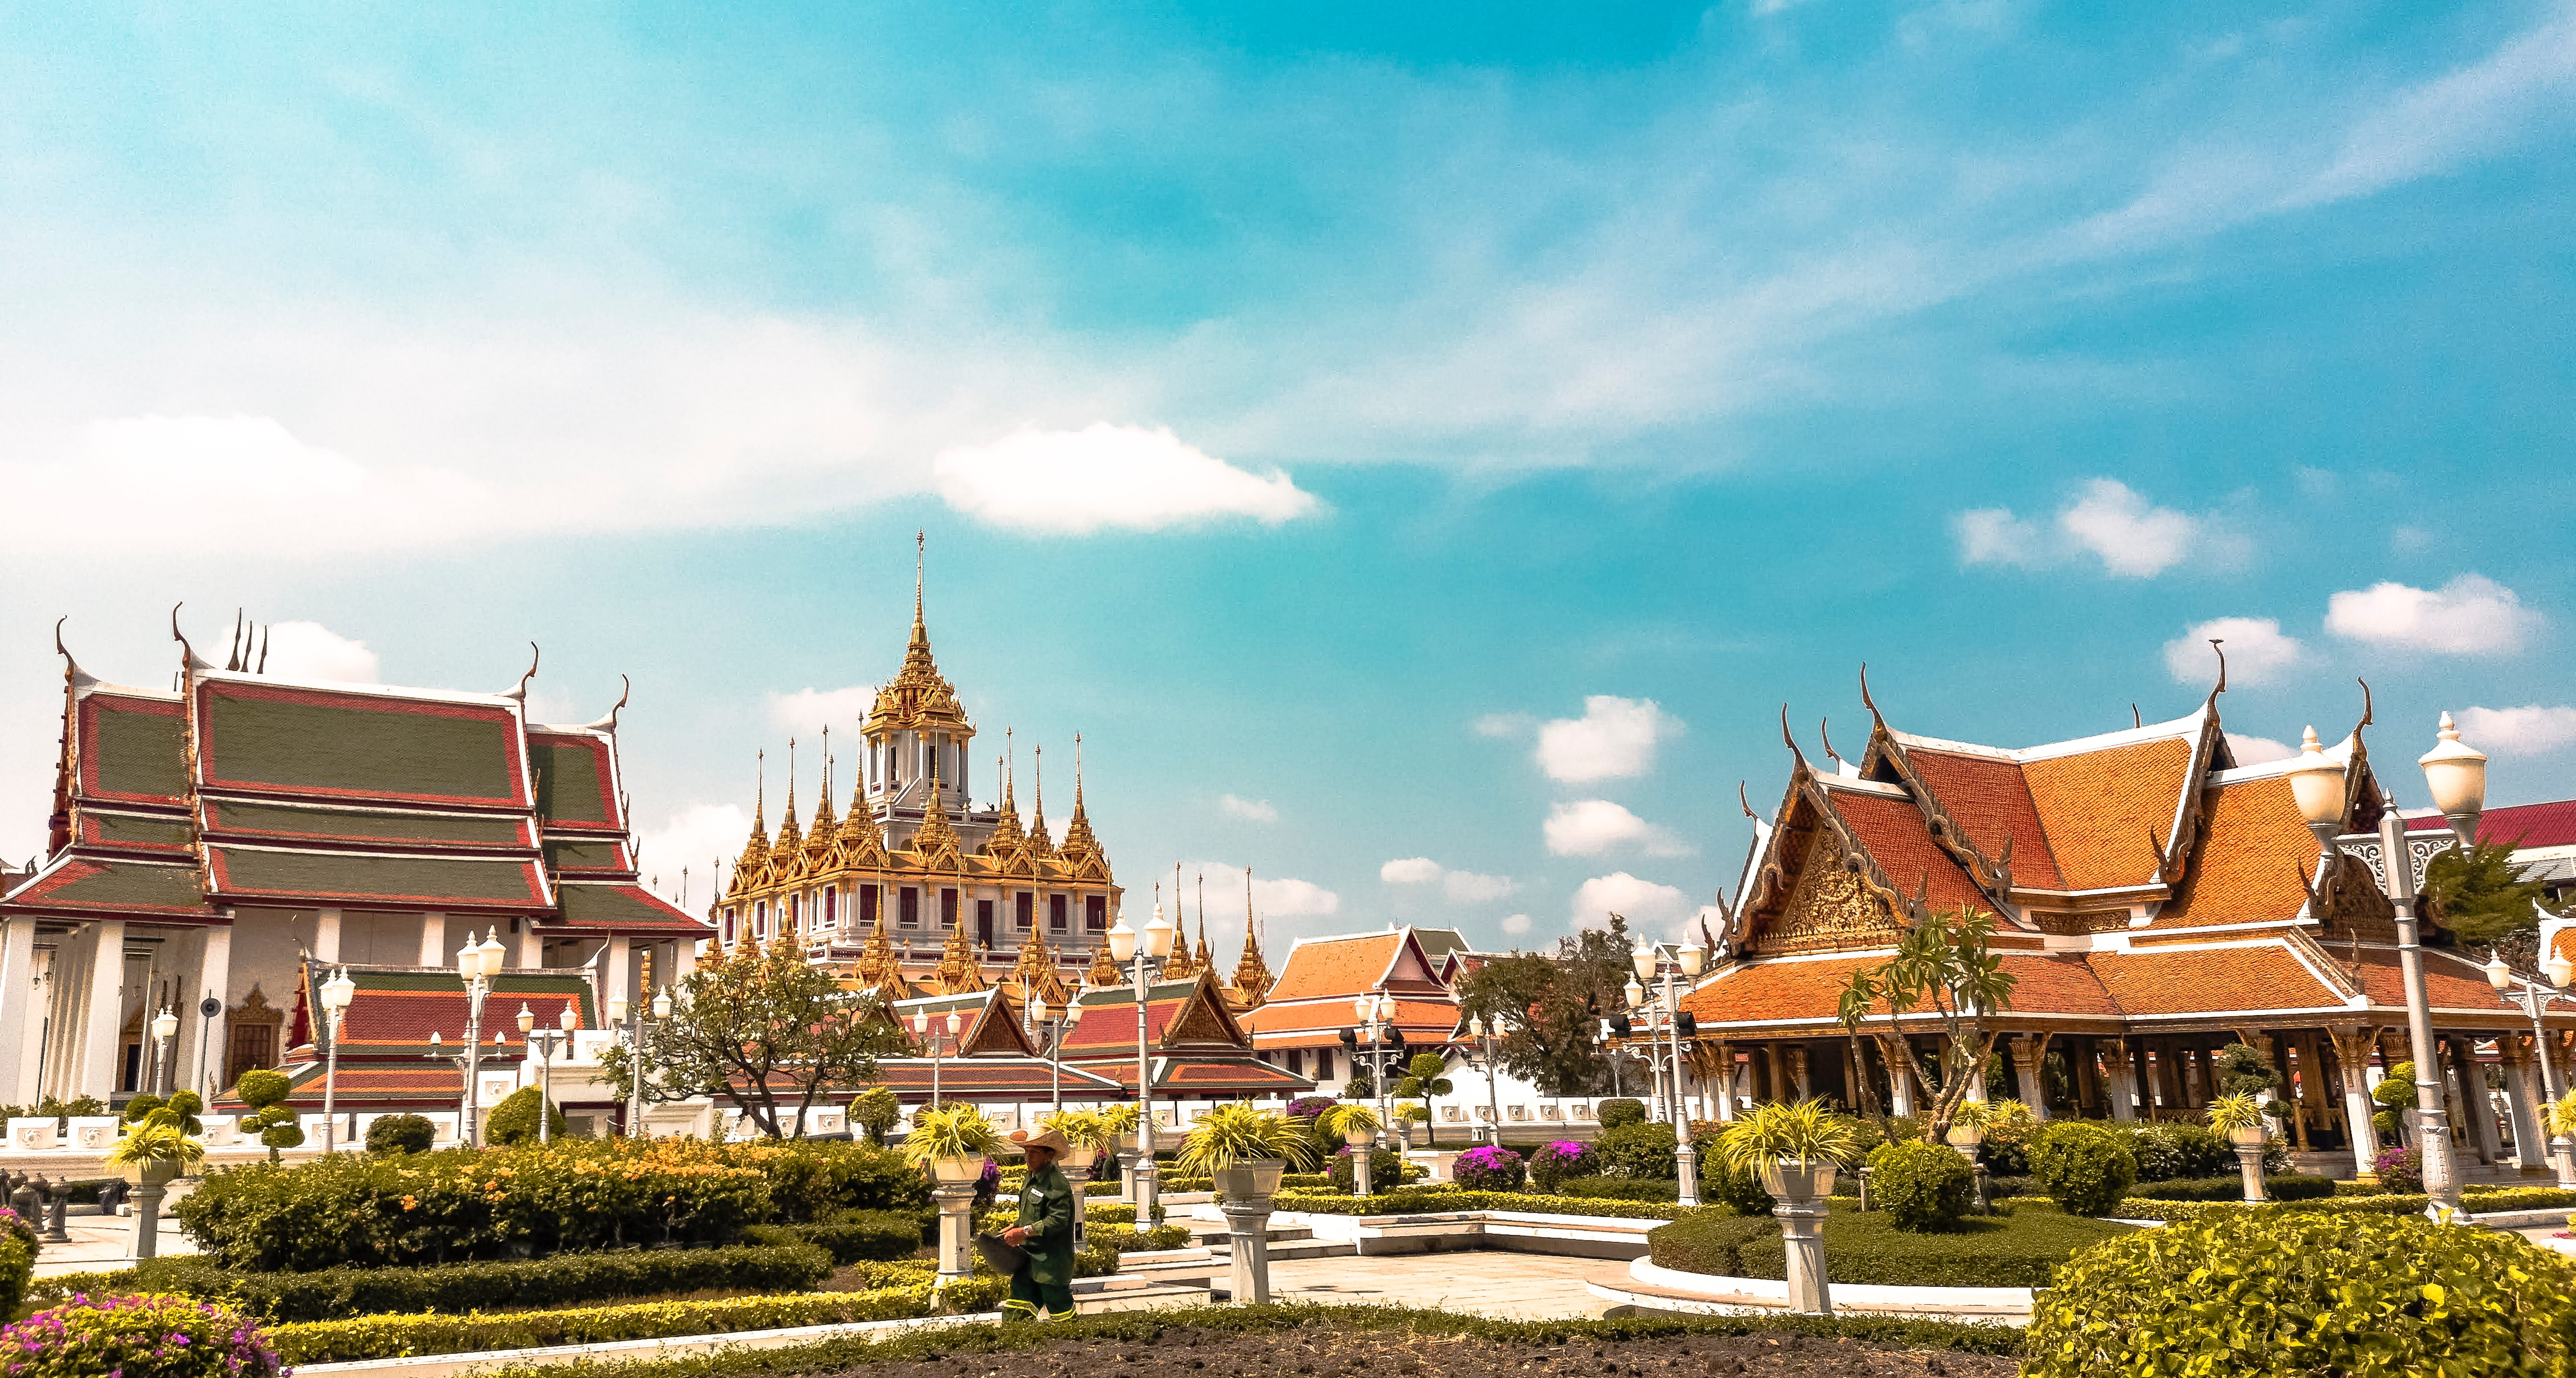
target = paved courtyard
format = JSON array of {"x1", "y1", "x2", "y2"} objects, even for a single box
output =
[{"x1": 1249, "y1": 1251, "x2": 1622, "y2": 1320}]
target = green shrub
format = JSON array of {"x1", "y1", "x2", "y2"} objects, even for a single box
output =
[
  {"x1": 121, "y1": 1092, "x2": 165, "y2": 1123},
  {"x1": 1595, "y1": 1121, "x2": 1679, "y2": 1179},
  {"x1": 33, "y1": 1243, "x2": 834, "y2": 1324},
  {"x1": 232, "y1": 1069, "x2": 302, "y2": 1160},
  {"x1": 2126, "y1": 1122, "x2": 2229, "y2": 1182},
  {"x1": 1325, "y1": 1145, "x2": 1406, "y2": 1193},
  {"x1": 1870, "y1": 1141, "x2": 1972, "y2": 1232},
  {"x1": 1554, "y1": 1175, "x2": 1680, "y2": 1203},
  {"x1": 0, "y1": 1293, "x2": 284, "y2": 1377},
  {"x1": 717, "y1": 1139, "x2": 928, "y2": 1221},
  {"x1": 1705, "y1": 1157, "x2": 1775, "y2": 1216},
  {"x1": 1739, "y1": 1202, "x2": 2133, "y2": 1289},
  {"x1": 2125, "y1": 1173, "x2": 2335, "y2": 1202},
  {"x1": 268, "y1": 1285, "x2": 944, "y2": 1365},
  {"x1": 739, "y1": 1208, "x2": 927, "y2": 1263},
  {"x1": 852, "y1": 1087, "x2": 900, "y2": 1145},
  {"x1": 174, "y1": 1136, "x2": 777, "y2": 1269},
  {"x1": 365, "y1": 1114, "x2": 437, "y2": 1155},
  {"x1": 1645, "y1": 1211, "x2": 1781, "y2": 1276},
  {"x1": 1978, "y1": 1102, "x2": 2039, "y2": 1176},
  {"x1": 1596, "y1": 1098, "x2": 1649, "y2": 1128},
  {"x1": 2027, "y1": 1122, "x2": 2138, "y2": 1218},
  {"x1": 1273, "y1": 1186, "x2": 1702, "y2": 1220},
  {"x1": 485, "y1": 1086, "x2": 569, "y2": 1146},
  {"x1": 2027, "y1": 1208, "x2": 2576, "y2": 1376},
  {"x1": 0, "y1": 1205, "x2": 36, "y2": 1319}
]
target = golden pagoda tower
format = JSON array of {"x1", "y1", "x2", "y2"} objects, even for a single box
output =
[{"x1": 1226, "y1": 867, "x2": 1275, "y2": 1012}]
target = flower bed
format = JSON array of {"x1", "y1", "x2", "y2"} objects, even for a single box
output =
[
  {"x1": 265, "y1": 1283, "x2": 961, "y2": 1365},
  {"x1": 0, "y1": 1293, "x2": 285, "y2": 1378},
  {"x1": 33, "y1": 1242, "x2": 836, "y2": 1323},
  {"x1": 1649, "y1": 1202, "x2": 2136, "y2": 1290}
]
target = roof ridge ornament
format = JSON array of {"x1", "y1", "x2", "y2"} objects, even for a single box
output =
[
  {"x1": 584, "y1": 675, "x2": 631, "y2": 733},
  {"x1": 503, "y1": 643, "x2": 540, "y2": 702},
  {"x1": 2203, "y1": 637, "x2": 2228, "y2": 710},
  {"x1": 54, "y1": 617, "x2": 96, "y2": 691},
  {"x1": 171, "y1": 603, "x2": 214, "y2": 672}
]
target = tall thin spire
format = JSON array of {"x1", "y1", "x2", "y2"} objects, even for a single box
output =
[
  {"x1": 1230, "y1": 866, "x2": 1274, "y2": 1010},
  {"x1": 1196, "y1": 870, "x2": 1209, "y2": 970},
  {"x1": 915, "y1": 529, "x2": 926, "y2": 630}
]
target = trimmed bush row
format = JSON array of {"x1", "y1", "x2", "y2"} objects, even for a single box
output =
[
  {"x1": 2123, "y1": 1174, "x2": 2335, "y2": 1202},
  {"x1": 2111, "y1": 1185, "x2": 2576, "y2": 1222},
  {"x1": 1648, "y1": 1202, "x2": 2136, "y2": 1290},
  {"x1": 1273, "y1": 1187, "x2": 1702, "y2": 1220},
  {"x1": 32, "y1": 1244, "x2": 835, "y2": 1323},
  {"x1": 268, "y1": 1285, "x2": 950, "y2": 1365},
  {"x1": 739, "y1": 1209, "x2": 927, "y2": 1264}
]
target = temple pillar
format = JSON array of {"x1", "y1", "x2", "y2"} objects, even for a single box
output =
[
  {"x1": 419, "y1": 911, "x2": 448, "y2": 967},
  {"x1": 1879, "y1": 1037, "x2": 1917, "y2": 1117},
  {"x1": 2500, "y1": 1036, "x2": 2546, "y2": 1170},
  {"x1": 603, "y1": 936, "x2": 633, "y2": 1017},
  {"x1": 2008, "y1": 1034, "x2": 2050, "y2": 1120},
  {"x1": 2450, "y1": 1037, "x2": 2500, "y2": 1166},
  {"x1": 2293, "y1": 1033, "x2": 2331, "y2": 1150},
  {"x1": 1712, "y1": 1042, "x2": 1736, "y2": 1122},
  {"x1": 668, "y1": 937, "x2": 698, "y2": 982},
  {"x1": 0, "y1": 919, "x2": 37, "y2": 1107},
  {"x1": 2179, "y1": 1043, "x2": 2205, "y2": 1107},
  {"x1": 1787, "y1": 1045, "x2": 1812, "y2": 1101},
  {"x1": 314, "y1": 908, "x2": 342, "y2": 965},
  {"x1": 1766, "y1": 1044, "x2": 1787, "y2": 1106},
  {"x1": 2101, "y1": 1039, "x2": 2137, "y2": 1121},
  {"x1": 517, "y1": 919, "x2": 541, "y2": 969},
  {"x1": 2327, "y1": 1025, "x2": 2381, "y2": 1179},
  {"x1": 78, "y1": 919, "x2": 126, "y2": 1100}
]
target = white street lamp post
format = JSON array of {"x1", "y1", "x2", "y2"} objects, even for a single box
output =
[
  {"x1": 1353, "y1": 991, "x2": 1399, "y2": 1148},
  {"x1": 435, "y1": 927, "x2": 506, "y2": 1148},
  {"x1": 1027, "y1": 992, "x2": 1082, "y2": 1112},
  {"x1": 1633, "y1": 938, "x2": 1706, "y2": 1208},
  {"x1": 1466, "y1": 1014, "x2": 1506, "y2": 1147},
  {"x1": 519, "y1": 1002, "x2": 577, "y2": 1145},
  {"x1": 610, "y1": 987, "x2": 674, "y2": 1138},
  {"x1": 912, "y1": 1007, "x2": 965, "y2": 1114},
  {"x1": 2287, "y1": 714, "x2": 2488, "y2": 1218},
  {"x1": 2486, "y1": 948, "x2": 2576, "y2": 1187},
  {"x1": 318, "y1": 969, "x2": 354, "y2": 1153},
  {"x1": 1107, "y1": 896, "x2": 1176, "y2": 1222},
  {"x1": 150, "y1": 1004, "x2": 180, "y2": 1099}
]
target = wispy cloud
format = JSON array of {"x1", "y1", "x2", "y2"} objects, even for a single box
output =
[
  {"x1": 2455, "y1": 705, "x2": 2576, "y2": 757},
  {"x1": 1959, "y1": 479, "x2": 2226, "y2": 579},
  {"x1": 934, "y1": 423, "x2": 1318, "y2": 535},
  {"x1": 2325, "y1": 574, "x2": 2541, "y2": 655},
  {"x1": 1533, "y1": 696, "x2": 1683, "y2": 783},
  {"x1": 1219, "y1": 794, "x2": 1279, "y2": 823}
]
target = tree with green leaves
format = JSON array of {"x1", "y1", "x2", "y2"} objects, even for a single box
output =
[
  {"x1": 1834, "y1": 970, "x2": 1888, "y2": 1119},
  {"x1": 2426, "y1": 838, "x2": 2554, "y2": 971},
  {"x1": 1842, "y1": 906, "x2": 2017, "y2": 1140},
  {"x1": 1393, "y1": 1052, "x2": 1453, "y2": 1146},
  {"x1": 598, "y1": 938, "x2": 910, "y2": 1139},
  {"x1": 1454, "y1": 913, "x2": 1636, "y2": 1095}
]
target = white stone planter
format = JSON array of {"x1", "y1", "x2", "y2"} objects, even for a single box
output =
[{"x1": 930, "y1": 1154, "x2": 987, "y2": 1184}]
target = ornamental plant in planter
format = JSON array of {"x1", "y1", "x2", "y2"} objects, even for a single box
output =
[
  {"x1": 1319, "y1": 1102, "x2": 1382, "y2": 1146},
  {"x1": 900, "y1": 1103, "x2": 1003, "y2": 1184},
  {"x1": 1176, "y1": 1103, "x2": 1315, "y2": 1199},
  {"x1": 1719, "y1": 1099, "x2": 1860, "y2": 1199},
  {"x1": 1451, "y1": 1145, "x2": 1526, "y2": 1191},
  {"x1": 104, "y1": 1116, "x2": 204, "y2": 1185},
  {"x1": 1040, "y1": 1107, "x2": 1114, "y2": 1177}
]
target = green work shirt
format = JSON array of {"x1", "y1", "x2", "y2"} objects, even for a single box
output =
[{"x1": 1013, "y1": 1162, "x2": 1078, "y2": 1286}]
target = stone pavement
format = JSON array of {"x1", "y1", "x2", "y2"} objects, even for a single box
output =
[
  {"x1": 1246, "y1": 1251, "x2": 1622, "y2": 1321},
  {"x1": 30, "y1": 1208, "x2": 197, "y2": 1277}
]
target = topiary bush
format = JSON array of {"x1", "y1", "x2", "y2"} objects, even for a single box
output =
[
  {"x1": 1595, "y1": 1120, "x2": 1679, "y2": 1179},
  {"x1": 1325, "y1": 1145, "x2": 1406, "y2": 1194},
  {"x1": 365, "y1": 1113, "x2": 437, "y2": 1155},
  {"x1": 1596, "y1": 1098, "x2": 1649, "y2": 1128},
  {"x1": 486, "y1": 1086, "x2": 570, "y2": 1146},
  {"x1": 0, "y1": 1206, "x2": 35, "y2": 1320},
  {"x1": 233, "y1": 1069, "x2": 303, "y2": 1163},
  {"x1": 1977, "y1": 1101, "x2": 2040, "y2": 1176},
  {"x1": 1451, "y1": 1145, "x2": 1525, "y2": 1191},
  {"x1": 1526, "y1": 1140, "x2": 1594, "y2": 1194},
  {"x1": 2127, "y1": 1121, "x2": 2229, "y2": 1182},
  {"x1": 0, "y1": 1293, "x2": 285, "y2": 1377},
  {"x1": 2027, "y1": 1207, "x2": 2576, "y2": 1377},
  {"x1": 2027, "y1": 1121, "x2": 2138, "y2": 1218},
  {"x1": 121, "y1": 1092, "x2": 166, "y2": 1124},
  {"x1": 852, "y1": 1087, "x2": 900, "y2": 1146},
  {"x1": 1870, "y1": 1141, "x2": 1972, "y2": 1232}
]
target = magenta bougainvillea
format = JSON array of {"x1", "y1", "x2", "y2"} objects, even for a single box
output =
[
  {"x1": 0, "y1": 1292, "x2": 284, "y2": 1378},
  {"x1": 1452, "y1": 1144, "x2": 1527, "y2": 1191},
  {"x1": 1527, "y1": 1139, "x2": 1594, "y2": 1192}
]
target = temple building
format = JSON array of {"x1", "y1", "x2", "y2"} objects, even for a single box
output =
[
  {"x1": 713, "y1": 551, "x2": 1120, "y2": 1001},
  {"x1": 1241, "y1": 926, "x2": 1466, "y2": 1088},
  {"x1": 1677, "y1": 670, "x2": 2573, "y2": 1177},
  {"x1": 0, "y1": 616, "x2": 708, "y2": 1109}
]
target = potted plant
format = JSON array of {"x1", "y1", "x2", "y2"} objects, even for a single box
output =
[
  {"x1": 2207, "y1": 1092, "x2": 2267, "y2": 1146},
  {"x1": 1392, "y1": 1102, "x2": 1428, "y2": 1146},
  {"x1": 1718, "y1": 1098, "x2": 1861, "y2": 1199},
  {"x1": 1943, "y1": 1098, "x2": 1995, "y2": 1152},
  {"x1": 103, "y1": 1117, "x2": 203, "y2": 1187},
  {"x1": 1319, "y1": 1102, "x2": 1382, "y2": 1147},
  {"x1": 1041, "y1": 1107, "x2": 1112, "y2": 1174},
  {"x1": 900, "y1": 1103, "x2": 1003, "y2": 1184},
  {"x1": 1175, "y1": 1103, "x2": 1317, "y2": 1200},
  {"x1": 1100, "y1": 1102, "x2": 1144, "y2": 1152}
]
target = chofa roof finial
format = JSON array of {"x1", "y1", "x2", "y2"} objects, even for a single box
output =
[
  {"x1": 504, "y1": 643, "x2": 540, "y2": 702},
  {"x1": 585, "y1": 674, "x2": 631, "y2": 732},
  {"x1": 171, "y1": 603, "x2": 212, "y2": 672}
]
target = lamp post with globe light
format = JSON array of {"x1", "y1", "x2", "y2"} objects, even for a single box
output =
[
  {"x1": 519, "y1": 1001, "x2": 578, "y2": 1145},
  {"x1": 1106, "y1": 894, "x2": 1177, "y2": 1222},
  {"x1": 150, "y1": 1004, "x2": 180, "y2": 1099},
  {"x1": 911, "y1": 1006, "x2": 965, "y2": 1111},
  {"x1": 2285, "y1": 711, "x2": 2488, "y2": 1217},
  {"x1": 318, "y1": 969, "x2": 354, "y2": 1153},
  {"x1": 2485, "y1": 947, "x2": 2576, "y2": 1188},
  {"x1": 1634, "y1": 938, "x2": 1708, "y2": 1207},
  {"x1": 1026, "y1": 990, "x2": 1084, "y2": 1113},
  {"x1": 1464, "y1": 1014, "x2": 1509, "y2": 1147},
  {"x1": 428, "y1": 927, "x2": 509, "y2": 1148},
  {"x1": 609, "y1": 986, "x2": 673, "y2": 1138}
]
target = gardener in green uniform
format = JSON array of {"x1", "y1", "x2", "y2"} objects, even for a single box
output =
[{"x1": 1000, "y1": 1127, "x2": 1078, "y2": 1321}]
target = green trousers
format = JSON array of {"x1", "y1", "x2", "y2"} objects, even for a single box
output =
[{"x1": 1003, "y1": 1269, "x2": 1076, "y2": 1321}]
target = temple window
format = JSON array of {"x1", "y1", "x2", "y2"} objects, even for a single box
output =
[
  {"x1": 1016, "y1": 891, "x2": 1034, "y2": 930},
  {"x1": 1049, "y1": 893, "x2": 1067, "y2": 931},
  {"x1": 753, "y1": 900, "x2": 768, "y2": 939},
  {"x1": 941, "y1": 887, "x2": 959, "y2": 927},
  {"x1": 860, "y1": 883, "x2": 879, "y2": 928},
  {"x1": 899, "y1": 886, "x2": 919, "y2": 927},
  {"x1": 724, "y1": 908, "x2": 736, "y2": 944},
  {"x1": 1085, "y1": 894, "x2": 1107, "y2": 931},
  {"x1": 822, "y1": 886, "x2": 837, "y2": 928}
]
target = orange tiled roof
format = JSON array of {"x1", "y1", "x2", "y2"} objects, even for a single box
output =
[
  {"x1": 2147, "y1": 775, "x2": 2316, "y2": 930},
  {"x1": 1829, "y1": 790, "x2": 1990, "y2": 911},
  {"x1": 1904, "y1": 749, "x2": 2066, "y2": 891},
  {"x1": 2351, "y1": 947, "x2": 2526, "y2": 1018},
  {"x1": 2021, "y1": 736, "x2": 2194, "y2": 891},
  {"x1": 1265, "y1": 932, "x2": 1406, "y2": 1002},
  {"x1": 1242, "y1": 996, "x2": 1456, "y2": 1045},
  {"x1": 1682, "y1": 950, "x2": 2120, "y2": 1030},
  {"x1": 2088, "y1": 941, "x2": 2343, "y2": 1016}
]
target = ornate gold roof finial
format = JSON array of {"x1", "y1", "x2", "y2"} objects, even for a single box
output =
[
  {"x1": 911, "y1": 757, "x2": 964, "y2": 869},
  {"x1": 932, "y1": 917, "x2": 986, "y2": 995},
  {"x1": 1162, "y1": 863, "x2": 1201, "y2": 979},
  {"x1": 868, "y1": 530, "x2": 971, "y2": 740},
  {"x1": 1229, "y1": 866, "x2": 1273, "y2": 1009},
  {"x1": 985, "y1": 742, "x2": 1026, "y2": 857},
  {"x1": 809, "y1": 726, "x2": 837, "y2": 838},
  {"x1": 1085, "y1": 938, "x2": 1121, "y2": 987},
  {"x1": 1196, "y1": 869, "x2": 1210, "y2": 972},
  {"x1": 1058, "y1": 733, "x2": 1105, "y2": 870},
  {"x1": 776, "y1": 738, "x2": 803, "y2": 852},
  {"x1": 1025, "y1": 743, "x2": 1055, "y2": 859},
  {"x1": 732, "y1": 751, "x2": 772, "y2": 894}
]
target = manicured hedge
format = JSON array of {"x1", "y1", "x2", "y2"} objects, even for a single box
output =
[
  {"x1": 739, "y1": 1209, "x2": 927, "y2": 1263},
  {"x1": 33, "y1": 1244, "x2": 835, "y2": 1323},
  {"x1": 2111, "y1": 1184, "x2": 2576, "y2": 1223},
  {"x1": 2026, "y1": 1122, "x2": 2137, "y2": 1218},
  {"x1": 1553, "y1": 1175, "x2": 1678, "y2": 1202},
  {"x1": 1650, "y1": 1202, "x2": 2134, "y2": 1290},
  {"x1": 2028, "y1": 1208, "x2": 2576, "y2": 1376},
  {"x1": 268, "y1": 1285, "x2": 951, "y2": 1365},
  {"x1": 2124, "y1": 1174, "x2": 2335, "y2": 1202},
  {"x1": 1643, "y1": 1211, "x2": 1782, "y2": 1277},
  {"x1": 1274, "y1": 1187, "x2": 1702, "y2": 1220}
]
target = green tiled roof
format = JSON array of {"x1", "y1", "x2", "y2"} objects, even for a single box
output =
[
  {"x1": 88, "y1": 700, "x2": 188, "y2": 802},
  {"x1": 555, "y1": 882, "x2": 705, "y2": 931},
  {"x1": 208, "y1": 800, "x2": 530, "y2": 848},
  {"x1": 203, "y1": 688, "x2": 522, "y2": 805},
  {"x1": 19, "y1": 858, "x2": 207, "y2": 915},
  {"x1": 544, "y1": 839, "x2": 625, "y2": 870},
  {"x1": 90, "y1": 812, "x2": 195, "y2": 849},
  {"x1": 208, "y1": 845, "x2": 547, "y2": 906},
  {"x1": 531, "y1": 737, "x2": 613, "y2": 825}
]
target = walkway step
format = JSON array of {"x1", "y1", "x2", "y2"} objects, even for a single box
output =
[{"x1": 1076, "y1": 1283, "x2": 1212, "y2": 1314}]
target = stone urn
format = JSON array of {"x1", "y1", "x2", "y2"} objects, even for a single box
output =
[
  {"x1": 1212, "y1": 1158, "x2": 1288, "y2": 1203},
  {"x1": 930, "y1": 1153, "x2": 987, "y2": 1185},
  {"x1": 118, "y1": 1159, "x2": 183, "y2": 1189},
  {"x1": 2227, "y1": 1126, "x2": 2268, "y2": 1202}
]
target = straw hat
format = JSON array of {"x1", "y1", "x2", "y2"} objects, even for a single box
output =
[{"x1": 1009, "y1": 1127, "x2": 1071, "y2": 1154}]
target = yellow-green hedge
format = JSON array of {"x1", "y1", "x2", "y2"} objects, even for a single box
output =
[{"x1": 266, "y1": 1282, "x2": 1003, "y2": 1365}]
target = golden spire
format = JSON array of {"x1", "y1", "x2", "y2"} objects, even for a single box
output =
[
  {"x1": 776, "y1": 738, "x2": 803, "y2": 852},
  {"x1": 809, "y1": 726, "x2": 837, "y2": 836},
  {"x1": 867, "y1": 531, "x2": 971, "y2": 739},
  {"x1": 1024, "y1": 743, "x2": 1056, "y2": 859},
  {"x1": 1161, "y1": 870, "x2": 1200, "y2": 980},
  {"x1": 1009, "y1": 924, "x2": 1067, "y2": 1008},
  {"x1": 732, "y1": 750, "x2": 771, "y2": 893},
  {"x1": 1196, "y1": 870, "x2": 1210, "y2": 974},
  {"x1": 1058, "y1": 733, "x2": 1105, "y2": 870},
  {"x1": 855, "y1": 903, "x2": 910, "y2": 997},
  {"x1": 832, "y1": 744, "x2": 889, "y2": 865},
  {"x1": 1085, "y1": 939, "x2": 1121, "y2": 987},
  {"x1": 985, "y1": 733, "x2": 1026, "y2": 857},
  {"x1": 932, "y1": 919, "x2": 986, "y2": 995},
  {"x1": 1229, "y1": 866, "x2": 1274, "y2": 1011},
  {"x1": 910, "y1": 759, "x2": 964, "y2": 869}
]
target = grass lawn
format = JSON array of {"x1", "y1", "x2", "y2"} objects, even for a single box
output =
[{"x1": 1653, "y1": 1201, "x2": 2138, "y2": 1290}]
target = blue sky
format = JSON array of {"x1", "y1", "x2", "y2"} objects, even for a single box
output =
[{"x1": 2, "y1": 3, "x2": 2571, "y2": 950}]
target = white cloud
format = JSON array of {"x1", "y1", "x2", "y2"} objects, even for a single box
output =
[
  {"x1": 933, "y1": 423, "x2": 1318, "y2": 535},
  {"x1": 1219, "y1": 794, "x2": 1278, "y2": 823},
  {"x1": 1379, "y1": 856, "x2": 1516, "y2": 904},
  {"x1": 2291, "y1": 7, "x2": 2576, "y2": 210},
  {"x1": 2163, "y1": 616, "x2": 2303, "y2": 687},
  {"x1": 1543, "y1": 799, "x2": 1692, "y2": 857},
  {"x1": 1500, "y1": 913, "x2": 1533, "y2": 936},
  {"x1": 1185, "y1": 859, "x2": 1342, "y2": 920},
  {"x1": 2225, "y1": 733, "x2": 2296, "y2": 765},
  {"x1": 1958, "y1": 480, "x2": 2218, "y2": 579},
  {"x1": 2325, "y1": 574, "x2": 2541, "y2": 655},
  {"x1": 2455, "y1": 705, "x2": 2576, "y2": 758},
  {"x1": 1570, "y1": 871, "x2": 1723, "y2": 939},
  {"x1": 256, "y1": 620, "x2": 381, "y2": 684},
  {"x1": 1472, "y1": 712, "x2": 1535, "y2": 739},
  {"x1": 635, "y1": 803, "x2": 753, "y2": 900},
  {"x1": 1535, "y1": 696, "x2": 1682, "y2": 783},
  {"x1": 766, "y1": 685, "x2": 876, "y2": 732},
  {"x1": 1380, "y1": 856, "x2": 1443, "y2": 884}
]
